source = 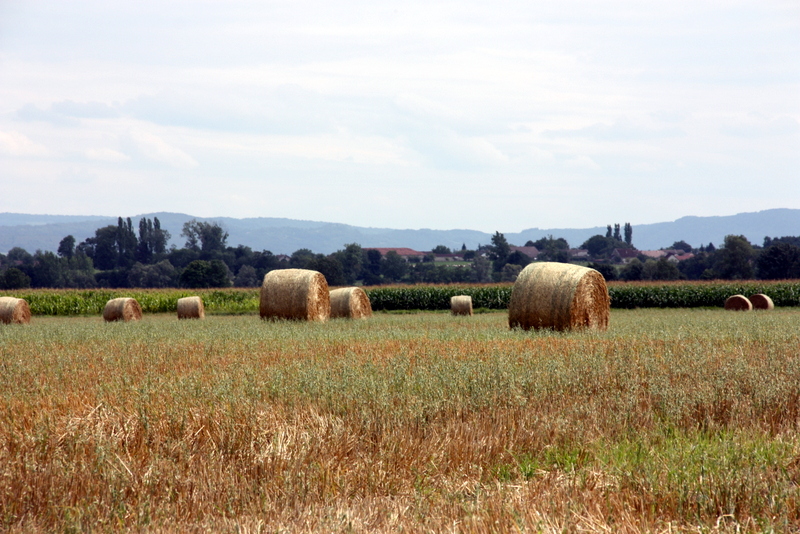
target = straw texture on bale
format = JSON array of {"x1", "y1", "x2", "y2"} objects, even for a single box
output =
[
  {"x1": 329, "y1": 287, "x2": 372, "y2": 319},
  {"x1": 749, "y1": 293, "x2": 774, "y2": 310},
  {"x1": 103, "y1": 297, "x2": 143, "y2": 322},
  {"x1": 450, "y1": 295, "x2": 473, "y2": 316},
  {"x1": 508, "y1": 262, "x2": 610, "y2": 331},
  {"x1": 177, "y1": 296, "x2": 205, "y2": 319},
  {"x1": 724, "y1": 294, "x2": 753, "y2": 311},
  {"x1": 0, "y1": 297, "x2": 31, "y2": 324},
  {"x1": 260, "y1": 269, "x2": 330, "y2": 322}
]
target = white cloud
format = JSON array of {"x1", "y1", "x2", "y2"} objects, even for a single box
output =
[
  {"x1": 85, "y1": 147, "x2": 130, "y2": 162},
  {"x1": 128, "y1": 130, "x2": 198, "y2": 169},
  {"x1": 0, "y1": 130, "x2": 48, "y2": 156}
]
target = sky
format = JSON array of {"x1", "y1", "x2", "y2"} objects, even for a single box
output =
[{"x1": 0, "y1": 0, "x2": 798, "y2": 233}]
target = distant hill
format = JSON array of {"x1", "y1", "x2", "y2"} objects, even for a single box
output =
[{"x1": 1, "y1": 209, "x2": 799, "y2": 255}]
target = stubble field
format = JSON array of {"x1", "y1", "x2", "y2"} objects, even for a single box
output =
[{"x1": 1, "y1": 309, "x2": 799, "y2": 532}]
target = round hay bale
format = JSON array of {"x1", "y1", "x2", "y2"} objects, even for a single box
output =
[
  {"x1": 724, "y1": 294, "x2": 752, "y2": 311},
  {"x1": 330, "y1": 287, "x2": 372, "y2": 319},
  {"x1": 260, "y1": 269, "x2": 330, "y2": 322},
  {"x1": 749, "y1": 293, "x2": 774, "y2": 311},
  {"x1": 508, "y1": 262, "x2": 610, "y2": 331},
  {"x1": 450, "y1": 295, "x2": 473, "y2": 316},
  {"x1": 177, "y1": 296, "x2": 205, "y2": 319},
  {"x1": 0, "y1": 297, "x2": 31, "y2": 324},
  {"x1": 103, "y1": 297, "x2": 143, "y2": 322}
]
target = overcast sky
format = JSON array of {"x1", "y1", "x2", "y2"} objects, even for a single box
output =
[{"x1": 1, "y1": 0, "x2": 798, "y2": 232}]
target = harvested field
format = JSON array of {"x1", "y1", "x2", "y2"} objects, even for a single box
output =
[{"x1": 1, "y1": 309, "x2": 800, "y2": 532}]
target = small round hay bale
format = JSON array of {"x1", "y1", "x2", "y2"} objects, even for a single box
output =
[
  {"x1": 177, "y1": 296, "x2": 205, "y2": 319},
  {"x1": 749, "y1": 293, "x2": 774, "y2": 311},
  {"x1": 508, "y1": 262, "x2": 609, "y2": 331},
  {"x1": 103, "y1": 297, "x2": 143, "y2": 322},
  {"x1": 330, "y1": 287, "x2": 372, "y2": 319},
  {"x1": 724, "y1": 294, "x2": 752, "y2": 311},
  {"x1": 450, "y1": 295, "x2": 473, "y2": 316},
  {"x1": 260, "y1": 269, "x2": 330, "y2": 322},
  {"x1": 0, "y1": 297, "x2": 31, "y2": 324}
]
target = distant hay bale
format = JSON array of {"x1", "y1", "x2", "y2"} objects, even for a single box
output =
[
  {"x1": 0, "y1": 297, "x2": 31, "y2": 325},
  {"x1": 748, "y1": 293, "x2": 774, "y2": 310},
  {"x1": 724, "y1": 294, "x2": 752, "y2": 311},
  {"x1": 260, "y1": 269, "x2": 330, "y2": 322},
  {"x1": 450, "y1": 295, "x2": 473, "y2": 316},
  {"x1": 508, "y1": 262, "x2": 610, "y2": 331},
  {"x1": 103, "y1": 297, "x2": 143, "y2": 322},
  {"x1": 177, "y1": 296, "x2": 205, "y2": 319},
  {"x1": 330, "y1": 287, "x2": 372, "y2": 319}
]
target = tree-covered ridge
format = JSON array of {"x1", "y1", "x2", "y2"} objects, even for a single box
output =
[{"x1": 1, "y1": 217, "x2": 800, "y2": 289}]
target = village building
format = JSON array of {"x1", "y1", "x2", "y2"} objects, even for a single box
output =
[
  {"x1": 509, "y1": 246, "x2": 539, "y2": 260},
  {"x1": 611, "y1": 248, "x2": 640, "y2": 264}
]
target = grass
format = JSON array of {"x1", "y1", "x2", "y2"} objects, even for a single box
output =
[{"x1": 1, "y1": 310, "x2": 799, "y2": 532}]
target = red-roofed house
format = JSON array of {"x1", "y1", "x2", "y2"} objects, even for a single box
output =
[
  {"x1": 611, "y1": 248, "x2": 639, "y2": 264},
  {"x1": 509, "y1": 246, "x2": 539, "y2": 259}
]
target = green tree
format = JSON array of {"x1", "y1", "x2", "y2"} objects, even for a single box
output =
[
  {"x1": 128, "y1": 260, "x2": 177, "y2": 288},
  {"x1": 307, "y1": 255, "x2": 346, "y2": 286},
  {"x1": 588, "y1": 262, "x2": 617, "y2": 281},
  {"x1": 501, "y1": 263, "x2": 522, "y2": 282},
  {"x1": 488, "y1": 231, "x2": 510, "y2": 271},
  {"x1": 289, "y1": 248, "x2": 316, "y2": 269},
  {"x1": 115, "y1": 217, "x2": 138, "y2": 269},
  {"x1": 234, "y1": 265, "x2": 260, "y2": 287},
  {"x1": 57, "y1": 235, "x2": 75, "y2": 258},
  {"x1": 362, "y1": 249, "x2": 383, "y2": 285},
  {"x1": 506, "y1": 250, "x2": 531, "y2": 268},
  {"x1": 619, "y1": 258, "x2": 644, "y2": 281},
  {"x1": 642, "y1": 258, "x2": 682, "y2": 281},
  {"x1": 613, "y1": 224, "x2": 621, "y2": 241},
  {"x1": 6, "y1": 247, "x2": 33, "y2": 265},
  {"x1": 381, "y1": 250, "x2": 408, "y2": 282},
  {"x1": 333, "y1": 243, "x2": 364, "y2": 285},
  {"x1": 670, "y1": 241, "x2": 692, "y2": 253},
  {"x1": 713, "y1": 235, "x2": 754, "y2": 279},
  {"x1": 180, "y1": 259, "x2": 231, "y2": 288},
  {"x1": 756, "y1": 243, "x2": 800, "y2": 280},
  {"x1": 1, "y1": 267, "x2": 31, "y2": 289},
  {"x1": 181, "y1": 220, "x2": 228, "y2": 255},
  {"x1": 624, "y1": 223, "x2": 633, "y2": 246},
  {"x1": 471, "y1": 256, "x2": 492, "y2": 283},
  {"x1": 30, "y1": 251, "x2": 63, "y2": 287},
  {"x1": 431, "y1": 245, "x2": 451, "y2": 254}
]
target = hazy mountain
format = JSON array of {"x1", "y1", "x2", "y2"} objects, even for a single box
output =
[{"x1": 1, "y1": 209, "x2": 798, "y2": 255}]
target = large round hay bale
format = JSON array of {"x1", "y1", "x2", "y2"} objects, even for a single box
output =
[
  {"x1": 330, "y1": 287, "x2": 372, "y2": 319},
  {"x1": 177, "y1": 296, "x2": 205, "y2": 319},
  {"x1": 103, "y1": 297, "x2": 143, "y2": 322},
  {"x1": 450, "y1": 295, "x2": 473, "y2": 316},
  {"x1": 260, "y1": 269, "x2": 330, "y2": 322},
  {"x1": 749, "y1": 293, "x2": 774, "y2": 311},
  {"x1": 0, "y1": 297, "x2": 31, "y2": 324},
  {"x1": 724, "y1": 294, "x2": 752, "y2": 311},
  {"x1": 508, "y1": 262, "x2": 610, "y2": 331}
]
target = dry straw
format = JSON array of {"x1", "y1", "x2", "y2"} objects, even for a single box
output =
[
  {"x1": 103, "y1": 297, "x2": 143, "y2": 322},
  {"x1": 260, "y1": 269, "x2": 330, "y2": 322},
  {"x1": 0, "y1": 297, "x2": 31, "y2": 324},
  {"x1": 330, "y1": 287, "x2": 372, "y2": 319},
  {"x1": 450, "y1": 295, "x2": 473, "y2": 316},
  {"x1": 749, "y1": 293, "x2": 774, "y2": 311},
  {"x1": 508, "y1": 262, "x2": 610, "y2": 331},
  {"x1": 724, "y1": 294, "x2": 753, "y2": 311},
  {"x1": 177, "y1": 296, "x2": 205, "y2": 319}
]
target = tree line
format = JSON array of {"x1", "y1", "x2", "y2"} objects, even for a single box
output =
[{"x1": 1, "y1": 217, "x2": 799, "y2": 289}]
